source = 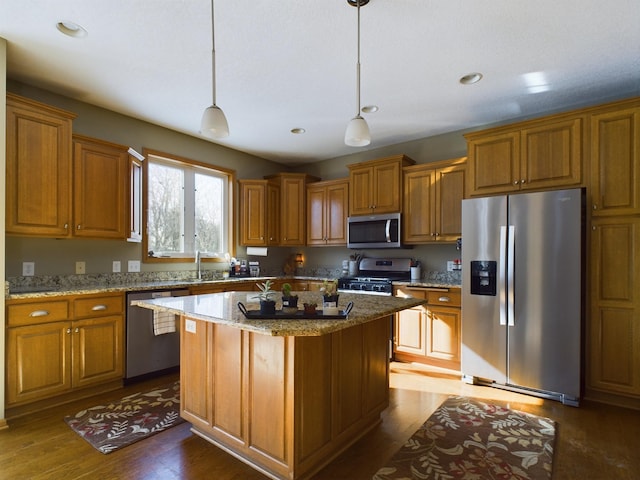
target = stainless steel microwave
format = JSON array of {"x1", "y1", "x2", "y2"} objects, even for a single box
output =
[{"x1": 347, "y1": 213, "x2": 402, "y2": 249}]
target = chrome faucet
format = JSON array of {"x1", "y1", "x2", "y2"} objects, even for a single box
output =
[{"x1": 195, "y1": 250, "x2": 202, "y2": 280}]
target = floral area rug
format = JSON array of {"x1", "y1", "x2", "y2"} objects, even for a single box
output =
[
  {"x1": 64, "y1": 381, "x2": 184, "y2": 454},
  {"x1": 373, "y1": 396, "x2": 556, "y2": 480}
]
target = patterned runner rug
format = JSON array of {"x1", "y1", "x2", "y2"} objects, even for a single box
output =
[
  {"x1": 373, "y1": 396, "x2": 556, "y2": 480},
  {"x1": 64, "y1": 380, "x2": 184, "y2": 454}
]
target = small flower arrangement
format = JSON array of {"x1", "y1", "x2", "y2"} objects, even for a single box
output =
[{"x1": 321, "y1": 279, "x2": 338, "y2": 297}]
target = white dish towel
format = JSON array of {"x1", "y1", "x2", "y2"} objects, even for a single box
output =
[{"x1": 153, "y1": 310, "x2": 177, "y2": 335}]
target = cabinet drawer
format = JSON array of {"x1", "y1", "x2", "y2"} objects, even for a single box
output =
[
  {"x1": 427, "y1": 290, "x2": 461, "y2": 307},
  {"x1": 73, "y1": 295, "x2": 124, "y2": 318},
  {"x1": 394, "y1": 287, "x2": 429, "y2": 300},
  {"x1": 7, "y1": 300, "x2": 70, "y2": 326}
]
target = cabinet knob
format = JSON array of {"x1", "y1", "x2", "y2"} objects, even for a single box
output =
[
  {"x1": 66, "y1": 328, "x2": 71, "y2": 334},
  {"x1": 76, "y1": 224, "x2": 81, "y2": 230},
  {"x1": 64, "y1": 223, "x2": 69, "y2": 229},
  {"x1": 75, "y1": 327, "x2": 79, "y2": 333},
  {"x1": 521, "y1": 179, "x2": 526, "y2": 184},
  {"x1": 593, "y1": 204, "x2": 598, "y2": 210},
  {"x1": 513, "y1": 180, "x2": 519, "y2": 185}
]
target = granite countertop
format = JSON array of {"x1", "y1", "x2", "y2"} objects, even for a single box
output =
[
  {"x1": 132, "y1": 291, "x2": 426, "y2": 337},
  {"x1": 5, "y1": 276, "x2": 276, "y2": 300},
  {"x1": 6, "y1": 275, "x2": 461, "y2": 300}
]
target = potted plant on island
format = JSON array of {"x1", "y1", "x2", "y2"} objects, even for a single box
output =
[
  {"x1": 303, "y1": 302, "x2": 318, "y2": 315},
  {"x1": 281, "y1": 282, "x2": 299, "y2": 314},
  {"x1": 256, "y1": 279, "x2": 277, "y2": 315},
  {"x1": 321, "y1": 279, "x2": 340, "y2": 315}
]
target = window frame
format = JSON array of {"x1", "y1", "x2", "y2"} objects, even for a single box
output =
[{"x1": 141, "y1": 148, "x2": 236, "y2": 264}]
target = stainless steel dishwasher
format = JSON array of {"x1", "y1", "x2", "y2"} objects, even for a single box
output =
[{"x1": 125, "y1": 289, "x2": 190, "y2": 382}]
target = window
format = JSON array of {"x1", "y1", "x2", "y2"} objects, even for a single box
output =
[{"x1": 142, "y1": 149, "x2": 234, "y2": 262}]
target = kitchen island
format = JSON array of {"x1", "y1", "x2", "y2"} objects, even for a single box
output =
[{"x1": 133, "y1": 291, "x2": 426, "y2": 480}]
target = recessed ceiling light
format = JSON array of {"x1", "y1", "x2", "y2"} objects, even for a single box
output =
[
  {"x1": 459, "y1": 72, "x2": 483, "y2": 85},
  {"x1": 361, "y1": 105, "x2": 379, "y2": 113},
  {"x1": 290, "y1": 128, "x2": 306, "y2": 134},
  {"x1": 56, "y1": 21, "x2": 88, "y2": 38}
]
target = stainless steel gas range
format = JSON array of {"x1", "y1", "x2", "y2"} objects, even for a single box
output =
[{"x1": 338, "y1": 257, "x2": 412, "y2": 296}]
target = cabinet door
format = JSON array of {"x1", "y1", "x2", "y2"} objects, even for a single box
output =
[
  {"x1": 425, "y1": 306, "x2": 461, "y2": 367},
  {"x1": 266, "y1": 182, "x2": 281, "y2": 245},
  {"x1": 280, "y1": 176, "x2": 305, "y2": 245},
  {"x1": 325, "y1": 181, "x2": 348, "y2": 244},
  {"x1": 349, "y1": 166, "x2": 374, "y2": 215},
  {"x1": 6, "y1": 95, "x2": 74, "y2": 237},
  {"x1": 72, "y1": 315, "x2": 124, "y2": 388},
  {"x1": 306, "y1": 185, "x2": 327, "y2": 245},
  {"x1": 435, "y1": 163, "x2": 466, "y2": 242},
  {"x1": 394, "y1": 307, "x2": 427, "y2": 356},
  {"x1": 372, "y1": 162, "x2": 402, "y2": 213},
  {"x1": 403, "y1": 168, "x2": 435, "y2": 243},
  {"x1": 73, "y1": 136, "x2": 128, "y2": 239},
  {"x1": 520, "y1": 116, "x2": 583, "y2": 191},
  {"x1": 467, "y1": 131, "x2": 520, "y2": 196},
  {"x1": 239, "y1": 181, "x2": 267, "y2": 246},
  {"x1": 590, "y1": 106, "x2": 640, "y2": 216},
  {"x1": 6, "y1": 322, "x2": 72, "y2": 405},
  {"x1": 589, "y1": 217, "x2": 640, "y2": 396}
]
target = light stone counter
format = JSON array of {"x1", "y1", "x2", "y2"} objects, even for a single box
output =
[{"x1": 132, "y1": 290, "x2": 426, "y2": 336}]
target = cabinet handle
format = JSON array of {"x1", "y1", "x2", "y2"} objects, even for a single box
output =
[
  {"x1": 29, "y1": 310, "x2": 49, "y2": 317},
  {"x1": 438, "y1": 296, "x2": 451, "y2": 302},
  {"x1": 92, "y1": 304, "x2": 107, "y2": 311}
]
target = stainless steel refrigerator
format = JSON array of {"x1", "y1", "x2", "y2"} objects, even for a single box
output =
[{"x1": 461, "y1": 188, "x2": 583, "y2": 406}]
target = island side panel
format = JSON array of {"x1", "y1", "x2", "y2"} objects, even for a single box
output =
[
  {"x1": 214, "y1": 322, "x2": 244, "y2": 444},
  {"x1": 363, "y1": 316, "x2": 391, "y2": 415},
  {"x1": 180, "y1": 316, "x2": 213, "y2": 428}
]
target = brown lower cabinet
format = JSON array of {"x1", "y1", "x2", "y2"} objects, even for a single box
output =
[
  {"x1": 394, "y1": 286, "x2": 461, "y2": 370},
  {"x1": 5, "y1": 293, "x2": 124, "y2": 413}
]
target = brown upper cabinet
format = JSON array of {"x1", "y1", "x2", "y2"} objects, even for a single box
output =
[
  {"x1": 348, "y1": 155, "x2": 415, "y2": 215},
  {"x1": 402, "y1": 158, "x2": 466, "y2": 244},
  {"x1": 465, "y1": 114, "x2": 584, "y2": 196},
  {"x1": 73, "y1": 135, "x2": 129, "y2": 239},
  {"x1": 306, "y1": 178, "x2": 349, "y2": 246},
  {"x1": 6, "y1": 93, "x2": 76, "y2": 237},
  {"x1": 589, "y1": 100, "x2": 640, "y2": 216},
  {"x1": 239, "y1": 173, "x2": 319, "y2": 247},
  {"x1": 6, "y1": 93, "x2": 136, "y2": 241}
]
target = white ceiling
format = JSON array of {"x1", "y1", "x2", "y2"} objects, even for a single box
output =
[{"x1": 2, "y1": 0, "x2": 639, "y2": 166}]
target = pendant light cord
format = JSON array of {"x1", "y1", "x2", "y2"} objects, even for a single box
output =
[
  {"x1": 355, "y1": 0, "x2": 362, "y2": 116},
  {"x1": 210, "y1": 0, "x2": 217, "y2": 106}
]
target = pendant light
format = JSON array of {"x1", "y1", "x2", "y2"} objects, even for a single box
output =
[
  {"x1": 344, "y1": 0, "x2": 371, "y2": 147},
  {"x1": 200, "y1": 0, "x2": 229, "y2": 138}
]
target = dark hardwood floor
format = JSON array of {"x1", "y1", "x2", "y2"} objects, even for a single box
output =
[{"x1": 1, "y1": 362, "x2": 639, "y2": 479}]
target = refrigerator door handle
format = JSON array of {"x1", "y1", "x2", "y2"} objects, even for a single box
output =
[
  {"x1": 507, "y1": 225, "x2": 515, "y2": 326},
  {"x1": 499, "y1": 226, "x2": 507, "y2": 326}
]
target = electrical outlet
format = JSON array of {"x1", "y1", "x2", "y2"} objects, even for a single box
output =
[
  {"x1": 75, "y1": 261, "x2": 86, "y2": 274},
  {"x1": 112, "y1": 261, "x2": 121, "y2": 273},
  {"x1": 128, "y1": 260, "x2": 141, "y2": 272},
  {"x1": 22, "y1": 262, "x2": 35, "y2": 276}
]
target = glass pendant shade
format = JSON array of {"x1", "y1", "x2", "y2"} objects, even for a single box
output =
[
  {"x1": 345, "y1": 115, "x2": 371, "y2": 147},
  {"x1": 200, "y1": 104, "x2": 229, "y2": 138}
]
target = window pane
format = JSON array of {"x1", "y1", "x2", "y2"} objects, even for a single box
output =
[
  {"x1": 195, "y1": 172, "x2": 224, "y2": 254},
  {"x1": 148, "y1": 162, "x2": 184, "y2": 254}
]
